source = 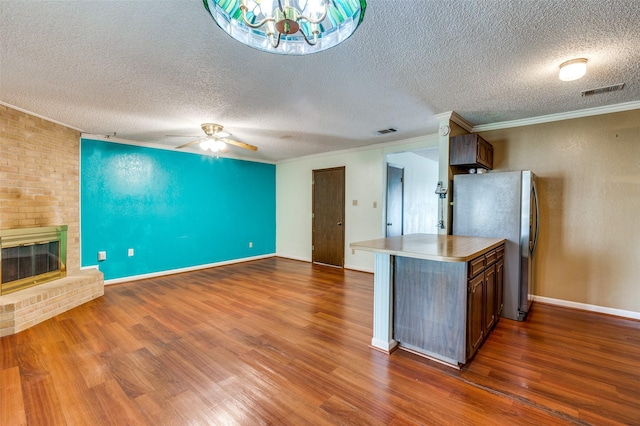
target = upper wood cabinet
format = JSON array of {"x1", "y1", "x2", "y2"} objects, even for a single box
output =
[{"x1": 449, "y1": 134, "x2": 494, "y2": 170}]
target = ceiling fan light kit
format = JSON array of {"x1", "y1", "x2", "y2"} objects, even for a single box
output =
[
  {"x1": 559, "y1": 58, "x2": 588, "y2": 81},
  {"x1": 203, "y1": 0, "x2": 366, "y2": 55},
  {"x1": 200, "y1": 139, "x2": 228, "y2": 153},
  {"x1": 176, "y1": 123, "x2": 258, "y2": 154}
]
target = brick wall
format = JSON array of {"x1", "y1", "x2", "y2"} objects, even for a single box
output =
[{"x1": 0, "y1": 105, "x2": 81, "y2": 273}]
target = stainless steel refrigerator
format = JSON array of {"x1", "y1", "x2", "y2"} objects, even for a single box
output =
[{"x1": 453, "y1": 171, "x2": 539, "y2": 321}]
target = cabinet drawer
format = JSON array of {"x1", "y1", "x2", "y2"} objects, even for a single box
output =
[
  {"x1": 496, "y1": 245, "x2": 504, "y2": 260},
  {"x1": 469, "y1": 256, "x2": 485, "y2": 278},
  {"x1": 485, "y1": 249, "x2": 497, "y2": 266}
]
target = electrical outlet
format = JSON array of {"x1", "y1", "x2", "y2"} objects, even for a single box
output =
[
  {"x1": 128, "y1": 248, "x2": 134, "y2": 257},
  {"x1": 249, "y1": 242, "x2": 253, "y2": 248},
  {"x1": 98, "y1": 251, "x2": 106, "y2": 261}
]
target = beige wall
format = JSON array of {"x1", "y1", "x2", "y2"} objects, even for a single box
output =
[
  {"x1": 0, "y1": 106, "x2": 81, "y2": 273},
  {"x1": 480, "y1": 109, "x2": 640, "y2": 312}
]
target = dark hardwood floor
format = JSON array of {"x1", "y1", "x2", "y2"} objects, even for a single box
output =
[{"x1": 2, "y1": 257, "x2": 639, "y2": 425}]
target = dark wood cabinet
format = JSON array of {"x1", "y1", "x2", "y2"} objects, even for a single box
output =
[
  {"x1": 467, "y1": 273, "x2": 485, "y2": 357},
  {"x1": 484, "y1": 264, "x2": 496, "y2": 333},
  {"x1": 466, "y1": 245, "x2": 503, "y2": 359},
  {"x1": 450, "y1": 133, "x2": 494, "y2": 170},
  {"x1": 389, "y1": 240, "x2": 505, "y2": 366},
  {"x1": 496, "y1": 247, "x2": 504, "y2": 317}
]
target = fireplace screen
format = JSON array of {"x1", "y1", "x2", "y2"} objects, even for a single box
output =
[{"x1": 0, "y1": 225, "x2": 67, "y2": 295}]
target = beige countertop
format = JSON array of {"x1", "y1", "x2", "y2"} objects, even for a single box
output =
[{"x1": 350, "y1": 233, "x2": 505, "y2": 262}]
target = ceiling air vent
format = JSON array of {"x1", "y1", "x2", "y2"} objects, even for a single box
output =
[
  {"x1": 376, "y1": 128, "x2": 397, "y2": 135},
  {"x1": 581, "y1": 83, "x2": 625, "y2": 97}
]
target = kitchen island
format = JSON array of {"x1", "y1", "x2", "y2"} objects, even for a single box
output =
[{"x1": 351, "y1": 233, "x2": 505, "y2": 367}]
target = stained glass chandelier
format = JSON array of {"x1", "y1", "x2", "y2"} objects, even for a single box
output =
[{"x1": 203, "y1": 0, "x2": 366, "y2": 55}]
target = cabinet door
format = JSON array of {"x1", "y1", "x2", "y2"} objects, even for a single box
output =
[
  {"x1": 467, "y1": 273, "x2": 484, "y2": 358},
  {"x1": 496, "y1": 257, "x2": 504, "y2": 317},
  {"x1": 476, "y1": 138, "x2": 494, "y2": 169},
  {"x1": 477, "y1": 139, "x2": 488, "y2": 165},
  {"x1": 449, "y1": 134, "x2": 477, "y2": 166},
  {"x1": 484, "y1": 264, "x2": 496, "y2": 333},
  {"x1": 486, "y1": 144, "x2": 494, "y2": 169}
]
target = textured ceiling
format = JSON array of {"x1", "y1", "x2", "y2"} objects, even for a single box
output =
[{"x1": 1, "y1": 1, "x2": 639, "y2": 162}]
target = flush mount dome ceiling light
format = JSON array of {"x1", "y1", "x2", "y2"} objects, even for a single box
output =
[
  {"x1": 559, "y1": 58, "x2": 588, "y2": 81},
  {"x1": 203, "y1": 0, "x2": 366, "y2": 55}
]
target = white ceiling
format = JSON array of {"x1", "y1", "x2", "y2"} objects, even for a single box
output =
[{"x1": 1, "y1": 1, "x2": 639, "y2": 162}]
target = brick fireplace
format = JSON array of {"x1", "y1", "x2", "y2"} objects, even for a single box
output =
[{"x1": 0, "y1": 105, "x2": 103, "y2": 336}]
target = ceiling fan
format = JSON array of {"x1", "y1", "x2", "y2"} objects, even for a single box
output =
[{"x1": 175, "y1": 123, "x2": 258, "y2": 153}]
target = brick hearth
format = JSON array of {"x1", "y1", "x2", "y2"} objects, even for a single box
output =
[{"x1": 0, "y1": 269, "x2": 103, "y2": 337}]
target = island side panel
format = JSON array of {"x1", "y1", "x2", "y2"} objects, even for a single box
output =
[
  {"x1": 371, "y1": 253, "x2": 398, "y2": 352},
  {"x1": 394, "y1": 257, "x2": 467, "y2": 364}
]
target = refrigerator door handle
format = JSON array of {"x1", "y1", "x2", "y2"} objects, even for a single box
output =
[{"x1": 530, "y1": 179, "x2": 540, "y2": 256}]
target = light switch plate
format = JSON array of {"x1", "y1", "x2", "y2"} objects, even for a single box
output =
[
  {"x1": 98, "y1": 251, "x2": 106, "y2": 261},
  {"x1": 128, "y1": 248, "x2": 134, "y2": 257}
]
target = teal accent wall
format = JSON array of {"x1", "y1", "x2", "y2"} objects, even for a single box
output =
[{"x1": 81, "y1": 139, "x2": 276, "y2": 280}]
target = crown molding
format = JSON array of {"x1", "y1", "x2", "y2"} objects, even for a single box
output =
[
  {"x1": 449, "y1": 111, "x2": 474, "y2": 132},
  {"x1": 81, "y1": 133, "x2": 276, "y2": 165},
  {"x1": 276, "y1": 132, "x2": 439, "y2": 164},
  {"x1": 433, "y1": 111, "x2": 473, "y2": 132},
  {"x1": 0, "y1": 101, "x2": 84, "y2": 132},
  {"x1": 433, "y1": 111, "x2": 453, "y2": 122},
  {"x1": 472, "y1": 100, "x2": 640, "y2": 132}
]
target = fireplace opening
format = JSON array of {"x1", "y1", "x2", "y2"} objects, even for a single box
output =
[{"x1": 0, "y1": 225, "x2": 67, "y2": 295}]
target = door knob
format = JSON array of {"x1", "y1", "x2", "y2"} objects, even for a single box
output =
[
  {"x1": 387, "y1": 223, "x2": 392, "y2": 226},
  {"x1": 338, "y1": 221, "x2": 342, "y2": 226}
]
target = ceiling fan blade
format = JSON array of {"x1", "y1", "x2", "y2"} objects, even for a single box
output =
[
  {"x1": 223, "y1": 138, "x2": 258, "y2": 151},
  {"x1": 175, "y1": 139, "x2": 203, "y2": 149},
  {"x1": 173, "y1": 123, "x2": 258, "y2": 152}
]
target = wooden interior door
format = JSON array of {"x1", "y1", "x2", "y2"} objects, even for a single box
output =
[
  {"x1": 312, "y1": 167, "x2": 345, "y2": 267},
  {"x1": 386, "y1": 163, "x2": 404, "y2": 237}
]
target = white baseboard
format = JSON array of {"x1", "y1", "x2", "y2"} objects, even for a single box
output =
[
  {"x1": 533, "y1": 295, "x2": 640, "y2": 321},
  {"x1": 276, "y1": 256, "x2": 374, "y2": 274},
  {"x1": 345, "y1": 264, "x2": 374, "y2": 274},
  {"x1": 80, "y1": 265, "x2": 100, "y2": 271},
  {"x1": 103, "y1": 254, "x2": 275, "y2": 285},
  {"x1": 371, "y1": 337, "x2": 398, "y2": 353},
  {"x1": 275, "y1": 254, "x2": 311, "y2": 263}
]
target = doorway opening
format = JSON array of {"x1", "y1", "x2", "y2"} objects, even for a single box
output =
[
  {"x1": 385, "y1": 148, "x2": 439, "y2": 235},
  {"x1": 386, "y1": 163, "x2": 404, "y2": 237}
]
